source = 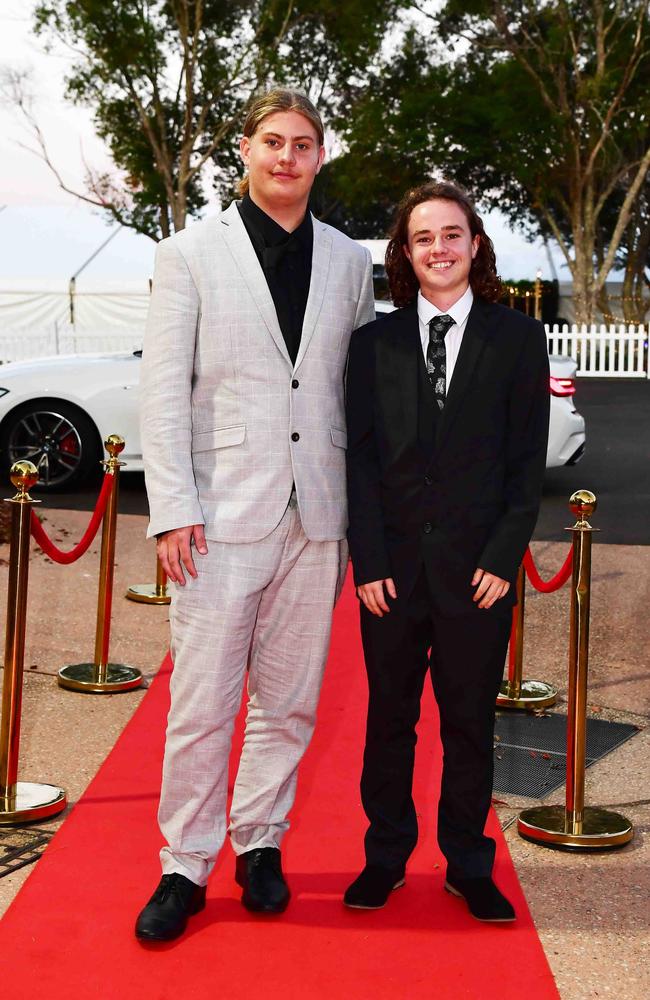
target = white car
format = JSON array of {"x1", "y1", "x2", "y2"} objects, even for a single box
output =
[
  {"x1": 0, "y1": 309, "x2": 585, "y2": 490},
  {"x1": 545, "y1": 354, "x2": 586, "y2": 468},
  {"x1": 0, "y1": 351, "x2": 144, "y2": 489}
]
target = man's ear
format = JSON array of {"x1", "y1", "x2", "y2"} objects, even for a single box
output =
[
  {"x1": 403, "y1": 243, "x2": 412, "y2": 264},
  {"x1": 239, "y1": 135, "x2": 251, "y2": 168},
  {"x1": 471, "y1": 234, "x2": 480, "y2": 259},
  {"x1": 315, "y1": 144, "x2": 325, "y2": 175}
]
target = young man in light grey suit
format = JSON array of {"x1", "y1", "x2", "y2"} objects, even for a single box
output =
[{"x1": 135, "y1": 89, "x2": 375, "y2": 942}]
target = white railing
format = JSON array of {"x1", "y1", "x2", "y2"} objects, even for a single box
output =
[
  {"x1": 0, "y1": 322, "x2": 647, "y2": 378},
  {"x1": 0, "y1": 325, "x2": 143, "y2": 364},
  {"x1": 545, "y1": 323, "x2": 648, "y2": 378}
]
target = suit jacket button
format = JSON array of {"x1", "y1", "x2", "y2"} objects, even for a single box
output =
[
  {"x1": 423, "y1": 521, "x2": 432, "y2": 534},
  {"x1": 424, "y1": 475, "x2": 433, "y2": 486},
  {"x1": 292, "y1": 379, "x2": 299, "y2": 389},
  {"x1": 291, "y1": 432, "x2": 300, "y2": 442}
]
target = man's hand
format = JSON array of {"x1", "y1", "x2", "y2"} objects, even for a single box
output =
[
  {"x1": 357, "y1": 578, "x2": 397, "y2": 617},
  {"x1": 157, "y1": 524, "x2": 208, "y2": 585},
  {"x1": 472, "y1": 568, "x2": 510, "y2": 609}
]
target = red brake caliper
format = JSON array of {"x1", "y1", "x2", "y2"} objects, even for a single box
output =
[{"x1": 59, "y1": 430, "x2": 80, "y2": 456}]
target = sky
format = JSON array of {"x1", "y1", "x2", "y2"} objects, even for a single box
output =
[{"x1": 0, "y1": 0, "x2": 573, "y2": 285}]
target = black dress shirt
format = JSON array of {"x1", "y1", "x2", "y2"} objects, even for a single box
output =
[{"x1": 237, "y1": 193, "x2": 313, "y2": 365}]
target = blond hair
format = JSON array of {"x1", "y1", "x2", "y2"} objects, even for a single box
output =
[{"x1": 238, "y1": 88, "x2": 324, "y2": 197}]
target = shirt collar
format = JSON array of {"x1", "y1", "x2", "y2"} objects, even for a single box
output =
[
  {"x1": 239, "y1": 193, "x2": 312, "y2": 251},
  {"x1": 417, "y1": 284, "x2": 474, "y2": 328}
]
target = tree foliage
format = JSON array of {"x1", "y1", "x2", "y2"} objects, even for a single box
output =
[
  {"x1": 329, "y1": 1, "x2": 650, "y2": 322},
  {"x1": 31, "y1": 0, "x2": 405, "y2": 239},
  {"x1": 437, "y1": 0, "x2": 650, "y2": 322},
  {"x1": 22, "y1": 1, "x2": 650, "y2": 321},
  {"x1": 310, "y1": 31, "x2": 443, "y2": 236}
]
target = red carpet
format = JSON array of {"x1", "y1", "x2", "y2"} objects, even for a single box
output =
[{"x1": 0, "y1": 576, "x2": 558, "y2": 999}]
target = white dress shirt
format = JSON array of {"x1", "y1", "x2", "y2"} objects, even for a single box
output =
[{"x1": 417, "y1": 284, "x2": 474, "y2": 392}]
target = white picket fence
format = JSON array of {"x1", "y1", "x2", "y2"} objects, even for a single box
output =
[
  {"x1": 545, "y1": 323, "x2": 648, "y2": 378},
  {"x1": 0, "y1": 322, "x2": 647, "y2": 378}
]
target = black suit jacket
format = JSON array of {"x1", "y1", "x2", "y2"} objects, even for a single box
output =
[{"x1": 345, "y1": 297, "x2": 550, "y2": 616}]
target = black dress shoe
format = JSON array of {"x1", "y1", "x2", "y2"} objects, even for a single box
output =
[
  {"x1": 235, "y1": 848, "x2": 290, "y2": 913},
  {"x1": 444, "y1": 875, "x2": 516, "y2": 922},
  {"x1": 135, "y1": 873, "x2": 206, "y2": 941},
  {"x1": 343, "y1": 865, "x2": 406, "y2": 909}
]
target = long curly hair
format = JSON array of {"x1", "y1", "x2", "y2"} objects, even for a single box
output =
[{"x1": 385, "y1": 181, "x2": 502, "y2": 307}]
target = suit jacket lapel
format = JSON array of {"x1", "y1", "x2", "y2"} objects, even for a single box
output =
[
  {"x1": 436, "y1": 298, "x2": 491, "y2": 448},
  {"x1": 294, "y1": 216, "x2": 332, "y2": 370},
  {"x1": 219, "y1": 201, "x2": 291, "y2": 366},
  {"x1": 385, "y1": 304, "x2": 422, "y2": 446}
]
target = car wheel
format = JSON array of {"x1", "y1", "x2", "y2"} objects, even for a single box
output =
[{"x1": 0, "y1": 400, "x2": 102, "y2": 491}]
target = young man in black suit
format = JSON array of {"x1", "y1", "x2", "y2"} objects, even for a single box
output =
[{"x1": 344, "y1": 181, "x2": 550, "y2": 922}]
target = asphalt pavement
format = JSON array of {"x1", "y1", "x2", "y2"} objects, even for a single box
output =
[
  {"x1": 536, "y1": 378, "x2": 650, "y2": 544},
  {"x1": 32, "y1": 378, "x2": 650, "y2": 546}
]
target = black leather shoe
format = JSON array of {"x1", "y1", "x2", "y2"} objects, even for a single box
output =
[
  {"x1": 135, "y1": 873, "x2": 206, "y2": 941},
  {"x1": 343, "y1": 865, "x2": 406, "y2": 909},
  {"x1": 235, "y1": 848, "x2": 290, "y2": 913},
  {"x1": 444, "y1": 875, "x2": 516, "y2": 922}
]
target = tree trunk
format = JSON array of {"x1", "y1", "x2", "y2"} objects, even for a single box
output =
[
  {"x1": 622, "y1": 207, "x2": 650, "y2": 323},
  {"x1": 596, "y1": 283, "x2": 613, "y2": 324},
  {"x1": 594, "y1": 235, "x2": 612, "y2": 323},
  {"x1": 571, "y1": 242, "x2": 597, "y2": 326},
  {"x1": 172, "y1": 188, "x2": 187, "y2": 233},
  {"x1": 159, "y1": 203, "x2": 171, "y2": 240}
]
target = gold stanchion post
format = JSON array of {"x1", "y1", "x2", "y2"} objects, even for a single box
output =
[
  {"x1": 125, "y1": 552, "x2": 171, "y2": 605},
  {"x1": 518, "y1": 491, "x2": 633, "y2": 849},
  {"x1": 58, "y1": 435, "x2": 143, "y2": 693},
  {"x1": 497, "y1": 564, "x2": 557, "y2": 710},
  {"x1": 0, "y1": 462, "x2": 66, "y2": 824}
]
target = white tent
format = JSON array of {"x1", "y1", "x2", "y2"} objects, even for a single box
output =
[{"x1": 0, "y1": 277, "x2": 150, "y2": 361}]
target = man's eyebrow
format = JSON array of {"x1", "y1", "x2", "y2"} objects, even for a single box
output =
[
  {"x1": 412, "y1": 224, "x2": 464, "y2": 237},
  {"x1": 260, "y1": 131, "x2": 315, "y2": 142}
]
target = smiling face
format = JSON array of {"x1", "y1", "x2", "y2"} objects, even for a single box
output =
[
  {"x1": 403, "y1": 198, "x2": 480, "y2": 309},
  {"x1": 239, "y1": 110, "x2": 324, "y2": 215}
]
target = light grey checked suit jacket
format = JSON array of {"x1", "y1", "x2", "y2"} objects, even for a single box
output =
[{"x1": 141, "y1": 201, "x2": 375, "y2": 543}]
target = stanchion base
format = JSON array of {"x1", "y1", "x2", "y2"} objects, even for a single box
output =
[
  {"x1": 518, "y1": 805, "x2": 633, "y2": 850},
  {"x1": 497, "y1": 679, "x2": 557, "y2": 710},
  {"x1": 0, "y1": 781, "x2": 67, "y2": 825},
  {"x1": 58, "y1": 662, "x2": 143, "y2": 694},
  {"x1": 125, "y1": 583, "x2": 170, "y2": 605}
]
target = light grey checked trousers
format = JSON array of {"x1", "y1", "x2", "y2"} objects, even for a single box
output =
[{"x1": 159, "y1": 500, "x2": 347, "y2": 886}]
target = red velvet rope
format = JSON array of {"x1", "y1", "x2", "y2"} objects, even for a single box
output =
[
  {"x1": 523, "y1": 546, "x2": 573, "y2": 593},
  {"x1": 30, "y1": 473, "x2": 114, "y2": 564}
]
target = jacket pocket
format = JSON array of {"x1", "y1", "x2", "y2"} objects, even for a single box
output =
[
  {"x1": 330, "y1": 426, "x2": 347, "y2": 449},
  {"x1": 191, "y1": 424, "x2": 246, "y2": 453}
]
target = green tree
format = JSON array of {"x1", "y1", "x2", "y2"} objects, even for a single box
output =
[
  {"x1": 618, "y1": 184, "x2": 650, "y2": 322},
  {"x1": 310, "y1": 33, "x2": 450, "y2": 235},
  {"x1": 435, "y1": 0, "x2": 650, "y2": 324},
  {"x1": 594, "y1": 175, "x2": 650, "y2": 323},
  {"x1": 330, "y1": 1, "x2": 650, "y2": 323},
  {"x1": 28, "y1": 0, "x2": 404, "y2": 240}
]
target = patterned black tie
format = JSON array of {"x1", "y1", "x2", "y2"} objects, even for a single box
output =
[{"x1": 427, "y1": 313, "x2": 455, "y2": 410}]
